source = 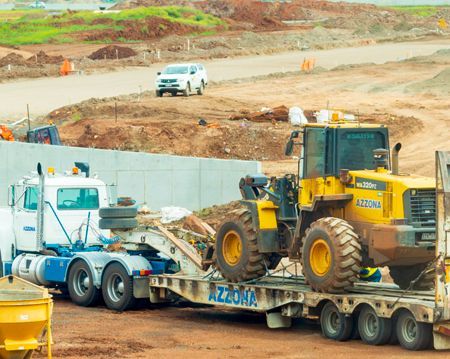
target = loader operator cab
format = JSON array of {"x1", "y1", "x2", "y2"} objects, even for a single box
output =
[{"x1": 286, "y1": 124, "x2": 390, "y2": 179}]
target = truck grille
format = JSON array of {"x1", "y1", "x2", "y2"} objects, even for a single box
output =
[
  {"x1": 407, "y1": 189, "x2": 436, "y2": 227},
  {"x1": 161, "y1": 79, "x2": 176, "y2": 83}
]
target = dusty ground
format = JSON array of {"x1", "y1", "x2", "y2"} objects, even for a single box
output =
[
  {"x1": 45, "y1": 48, "x2": 450, "y2": 176},
  {"x1": 35, "y1": 295, "x2": 448, "y2": 359}
]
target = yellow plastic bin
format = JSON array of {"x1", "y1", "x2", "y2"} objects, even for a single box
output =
[{"x1": 0, "y1": 276, "x2": 52, "y2": 359}]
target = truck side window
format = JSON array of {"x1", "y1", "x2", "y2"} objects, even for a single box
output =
[
  {"x1": 57, "y1": 188, "x2": 99, "y2": 210},
  {"x1": 24, "y1": 187, "x2": 38, "y2": 211}
]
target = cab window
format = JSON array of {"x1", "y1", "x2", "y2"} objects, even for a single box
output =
[
  {"x1": 57, "y1": 188, "x2": 99, "y2": 210},
  {"x1": 337, "y1": 131, "x2": 387, "y2": 171},
  {"x1": 23, "y1": 187, "x2": 38, "y2": 211},
  {"x1": 304, "y1": 129, "x2": 325, "y2": 178}
]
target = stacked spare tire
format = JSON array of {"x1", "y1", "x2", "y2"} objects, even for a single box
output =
[{"x1": 99, "y1": 206, "x2": 138, "y2": 230}]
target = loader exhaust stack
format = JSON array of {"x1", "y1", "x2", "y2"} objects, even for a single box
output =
[{"x1": 392, "y1": 142, "x2": 402, "y2": 175}]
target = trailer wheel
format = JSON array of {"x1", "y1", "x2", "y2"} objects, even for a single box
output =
[
  {"x1": 102, "y1": 263, "x2": 136, "y2": 311},
  {"x1": 99, "y1": 218, "x2": 138, "y2": 230},
  {"x1": 320, "y1": 302, "x2": 353, "y2": 341},
  {"x1": 358, "y1": 306, "x2": 392, "y2": 345},
  {"x1": 68, "y1": 260, "x2": 100, "y2": 307},
  {"x1": 301, "y1": 217, "x2": 361, "y2": 293},
  {"x1": 99, "y1": 207, "x2": 138, "y2": 219},
  {"x1": 396, "y1": 311, "x2": 432, "y2": 350},
  {"x1": 214, "y1": 209, "x2": 266, "y2": 282}
]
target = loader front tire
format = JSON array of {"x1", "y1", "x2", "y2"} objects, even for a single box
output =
[
  {"x1": 301, "y1": 217, "x2": 361, "y2": 293},
  {"x1": 214, "y1": 209, "x2": 266, "y2": 282}
]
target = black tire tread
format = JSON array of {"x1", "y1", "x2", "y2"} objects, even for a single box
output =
[
  {"x1": 99, "y1": 206, "x2": 138, "y2": 219},
  {"x1": 99, "y1": 218, "x2": 138, "y2": 230},
  {"x1": 102, "y1": 263, "x2": 136, "y2": 312},
  {"x1": 301, "y1": 217, "x2": 362, "y2": 293},
  {"x1": 214, "y1": 208, "x2": 266, "y2": 282}
]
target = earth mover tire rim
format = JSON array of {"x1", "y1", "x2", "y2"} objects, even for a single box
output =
[
  {"x1": 222, "y1": 230, "x2": 242, "y2": 266},
  {"x1": 310, "y1": 238, "x2": 331, "y2": 276}
]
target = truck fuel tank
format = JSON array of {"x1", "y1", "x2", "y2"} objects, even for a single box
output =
[{"x1": 12, "y1": 254, "x2": 52, "y2": 286}]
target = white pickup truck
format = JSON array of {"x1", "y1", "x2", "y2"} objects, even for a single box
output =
[{"x1": 155, "y1": 63, "x2": 208, "y2": 97}]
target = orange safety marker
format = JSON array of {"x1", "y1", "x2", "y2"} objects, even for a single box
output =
[{"x1": 59, "y1": 59, "x2": 71, "y2": 76}]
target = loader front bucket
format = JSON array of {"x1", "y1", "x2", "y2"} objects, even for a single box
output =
[{"x1": 0, "y1": 276, "x2": 53, "y2": 359}]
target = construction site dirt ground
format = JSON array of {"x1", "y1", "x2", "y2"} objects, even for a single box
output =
[
  {"x1": 39, "y1": 294, "x2": 448, "y2": 359},
  {"x1": 47, "y1": 48, "x2": 450, "y2": 178}
]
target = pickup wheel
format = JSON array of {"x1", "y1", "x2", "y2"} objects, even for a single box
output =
[
  {"x1": 68, "y1": 260, "x2": 100, "y2": 307},
  {"x1": 102, "y1": 263, "x2": 136, "y2": 312},
  {"x1": 183, "y1": 82, "x2": 191, "y2": 97},
  {"x1": 155, "y1": 90, "x2": 162, "y2": 97},
  {"x1": 197, "y1": 81, "x2": 205, "y2": 95}
]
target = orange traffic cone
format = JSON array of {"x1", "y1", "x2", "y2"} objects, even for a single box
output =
[{"x1": 60, "y1": 59, "x2": 71, "y2": 76}]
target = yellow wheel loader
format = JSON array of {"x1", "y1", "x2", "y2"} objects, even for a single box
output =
[{"x1": 212, "y1": 121, "x2": 437, "y2": 293}]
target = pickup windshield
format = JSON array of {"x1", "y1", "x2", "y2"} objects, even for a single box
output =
[{"x1": 163, "y1": 66, "x2": 189, "y2": 75}]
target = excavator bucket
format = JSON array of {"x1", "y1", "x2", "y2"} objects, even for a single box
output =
[{"x1": 0, "y1": 276, "x2": 52, "y2": 359}]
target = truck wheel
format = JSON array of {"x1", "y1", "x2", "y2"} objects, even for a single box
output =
[
  {"x1": 389, "y1": 264, "x2": 434, "y2": 290},
  {"x1": 155, "y1": 90, "x2": 162, "y2": 97},
  {"x1": 99, "y1": 207, "x2": 137, "y2": 219},
  {"x1": 396, "y1": 310, "x2": 432, "y2": 350},
  {"x1": 358, "y1": 305, "x2": 392, "y2": 345},
  {"x1": 301, "y1": 217, "x2": 361, "y2": 293},
  {"x1": 68, "y1": 260, "x2": 100, "y2": 307},
  {"x1": 183, "y1": 83, "x2": 191, "y2": 97},
  {"x1": 102, "y1": 263, "x2": 136, "y2": 311},
  {"x1": 214, "y1": 209, "x2": 266, "y2": 282},
  {"x1": 99, "y1": 218, "x2": 138, "y2": 230},
  {"x1": 197, "y1": 81, "x2": 205, "y2": 95},
  {"x1": 320, "y1": 302, "x2": 353, "y2": 341}
]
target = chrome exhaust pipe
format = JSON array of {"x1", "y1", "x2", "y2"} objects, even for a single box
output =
[{"x1": 392, "y1": 143, "x2": 402, "y2": 175}]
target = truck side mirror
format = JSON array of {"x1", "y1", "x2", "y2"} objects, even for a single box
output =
[
  {"x1": 285, "y1": 140, "x2": 294, "y2": 156},
  {"x1": 8, "y1": 185, "x2": 14, "y2": 206},
  {"x1": 157, "y1": 72, "x2": 161, "y2": 75},
  {"x1": 190, "y1": 70, "x2": 196, "y2": 75}
]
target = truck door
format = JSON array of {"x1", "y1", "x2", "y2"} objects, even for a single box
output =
[
  {"x1": 13, "y1": 186, "x2": 39, "y2": 252},
  {"x1": 190, "y1": 65, "x2": 199, "y2": 89}
]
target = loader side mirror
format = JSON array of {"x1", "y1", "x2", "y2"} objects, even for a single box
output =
[
  {"x1": 8, "y1": 185, "x2": 14, "y2": 206},
  {"x1": 285, "y1": 139, "x2": 294, "y2": 156}
]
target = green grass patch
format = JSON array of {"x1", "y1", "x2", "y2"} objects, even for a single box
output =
[
  {"x1": 0, "y1": 6, "x2": 225, "y2": 46},
  {"x1": 388, "y1": 6, "x2": 444, "y2": 18}
]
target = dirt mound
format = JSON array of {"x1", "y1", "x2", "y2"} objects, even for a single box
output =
[
  {"x1": 406, "y1": 68, "x2": 450, "y2": 95},
  {"x1": 88, "y1": 45, "x2": 137, "y2": 60},
  {"x1": 0, "y1": 52, "x2": 27, "y2": 67},
  {"x1": 27, "y1": 50, "x2": 64, "y2": 65},
  {"x1": 84, "y1": 18, "x2": 198, "y2": 43},
  {"x1": 229, "y1": 105, "x2": 289, "y2": 123},
  {"x1": 358, "y1": 113, "x2": 423, "y2": 139}
]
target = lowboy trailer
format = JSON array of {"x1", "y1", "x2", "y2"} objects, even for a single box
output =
[{"x1": 147, "y1": 151, "x2": 450, "y2": 351}]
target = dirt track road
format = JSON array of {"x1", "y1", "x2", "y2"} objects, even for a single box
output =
[{"x1": 1, "y1": 40, "x2": 449, "y2": 120}]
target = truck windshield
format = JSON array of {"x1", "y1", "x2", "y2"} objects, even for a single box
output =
[
  {"x1": 162, "y1": 66, "x2": 189, "y2": 75},
  {"x1": 57, "y1": 188, "x2": 99, "y2": 210},
  {"x1": 337, "y1": 130, "x2": 387, "y2": 171}
]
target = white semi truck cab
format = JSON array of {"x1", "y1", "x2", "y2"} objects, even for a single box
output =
[{"x1": 0, "y1": 163, "x2": 156, "y2": 311}]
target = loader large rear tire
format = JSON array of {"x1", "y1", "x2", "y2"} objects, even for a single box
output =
[
  {"x1": 214, "y1": 209, "x2": 266, "y2": 282},
  {"x1": 301, "y1": 217, "x2": 361, "y2": 293},
  {"x1": 389, "y1": 264, "x2": 435, "y2": 290}
]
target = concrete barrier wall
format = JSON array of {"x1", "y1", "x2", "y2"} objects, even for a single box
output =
[{"x1": 0, "y1": 142, "x2": 261, "y2": 211}]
